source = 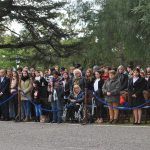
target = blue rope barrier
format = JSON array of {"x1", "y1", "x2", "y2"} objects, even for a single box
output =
[
  {"x1": 21, "y1": 92, "x2": 59, "y2": 112},
  {"x1": 92, "y1": 91, "x2": 150, "y2": 110},
  {"x1": 0, "y1": 92, "x2": 17, "y2": 106}
]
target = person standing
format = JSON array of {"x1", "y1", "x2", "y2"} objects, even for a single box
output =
[
  {"x1": 35, "y1": 71, "x2": 48, "y2": 104},
  {"x1": 102, "y1": 70, "x2": 121, "y2": 124},
  {"x1": 117, "y1": 65, "x2": 128, "y2": 92},
  {"x1": 128, "y1": 68, "x2": 147, "y2": 125},
  {"x1": 19, "y1": 70, "x2": 32, "y2": 122},
  {"x1": 72, "y1": 69, "x2": 86, "y2": 92},
  {"x1": 9, "y1": 71, "x2": 19, "y2": 120},
  {"x1": 94, "y1": 70, "x2": 105, "y2": 124},
  {"x1": 31, "y1": 80, "x2": 42, "y2": 122},
  {"x1": 51, "y1": 71, "x2": 64, "y2": 123},
  {"x1": 0, "y1": 69, "x2": 10, "y2": 121}
]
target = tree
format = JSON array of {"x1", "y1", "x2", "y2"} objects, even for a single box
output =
[
  {"x1": 80, "y1": 0, "x2": 150, "y2": 66},
  {"x1": 0, "y1": 0, "x2": 82, "y2": 65}
]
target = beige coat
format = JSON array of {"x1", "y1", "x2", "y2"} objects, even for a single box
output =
[{"x1": 20, "y1": 79, "x2": 32, "y2": 101}]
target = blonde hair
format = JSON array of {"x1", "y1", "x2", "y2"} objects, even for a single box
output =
[
  {"x1": 73, "y1": 69, "x2": 82, "y2": 76},
  {"x1": 73, "y1": 84, "x2": 81, "y2": 95}
]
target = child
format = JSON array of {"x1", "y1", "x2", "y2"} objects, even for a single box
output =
[{"x1": 31, "y1": 80, "x2": 42, "y2": 122}]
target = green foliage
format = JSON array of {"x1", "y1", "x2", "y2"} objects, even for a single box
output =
[{"x1": 0, "y1": 0, "x2": 150, "y2": 68}]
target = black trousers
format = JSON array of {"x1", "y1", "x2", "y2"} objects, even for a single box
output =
[{"x1": 0, "y1": 101, "x2": 9, "y2": 119}]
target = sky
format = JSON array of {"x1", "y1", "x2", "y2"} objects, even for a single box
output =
[{"x1": 9, "y1": 0, "x2": 99, "y2": 35}]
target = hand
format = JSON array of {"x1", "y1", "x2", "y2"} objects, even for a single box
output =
[
  {"x1": 0, "y1": 92, "x2": 3, "y2": 97},
  {"x1": 70, "y1": 99, "x2": 76, "y2": 103},
  {"x1": 132, "y1": 94, "x2": 136, "y2": 98},
  {"x1": 107, "y1": 92, "x2": 111, "y2": 96}
]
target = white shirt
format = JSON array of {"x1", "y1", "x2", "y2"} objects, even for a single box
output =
[
  {"x1": 35, "y1": 76, "x2": 41, "y2": 82},
  {"x1": 94, "y1": 79, "x2": 100, "y2": 92},
  {"x1": 1, "y1": 77, "x2": 4, "y2": 83},
  {"x1": 133, "y1": 77, "x2": 139, "y2": 84}
]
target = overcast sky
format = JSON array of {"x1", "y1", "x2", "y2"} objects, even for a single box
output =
[{"x1": 10, "y1": 0, "x2": 99, "y2": 34}]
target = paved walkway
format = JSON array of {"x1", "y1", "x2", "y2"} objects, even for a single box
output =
[{"x1": 0, "y1": 122, "x2": 150, "y2": 150}]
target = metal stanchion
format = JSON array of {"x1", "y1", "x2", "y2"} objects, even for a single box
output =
[
  {"x1": 82, "y1": 87, "x2": 88, "y2": 125},
  {"x1": 15, "y1": 80, "x2": 21, "y2": 122}
]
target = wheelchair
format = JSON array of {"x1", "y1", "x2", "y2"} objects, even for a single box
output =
[{"x1": 62, "y1": 101, "x2": 83, "y2": 123}]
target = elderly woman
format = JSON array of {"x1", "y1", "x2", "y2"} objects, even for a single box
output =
[
  {"x1": 102, "y1": 70, "x2": 121, "y2": 124},
  {"x1": 72, "y1": 69, "x2": 86, "y2": 92}
]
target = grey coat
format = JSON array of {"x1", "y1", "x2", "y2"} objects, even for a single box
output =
[{"x1": 102, "y1": 78, "x2": 121, "y2": 103}]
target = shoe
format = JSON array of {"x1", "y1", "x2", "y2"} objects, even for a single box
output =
[
  {"x1": 95, "y1": 119, "x2": 100, "y2": 124},
  {"x1": 109, "y1": 119, "x2": 114, "y2": 124},
  {"x1": 133, "y1": 122, "x2": 138, "y2": 125},
  {"x1": 23, "y1": 117, "x2": 30, "y2": 122},
  {"x1": 112, "y1": 119, "x2": 118, "y2": 124},
  {"x1": 51, "y1": 121, "x2": 57, "y2": 123},
  {"x1": 97, "y1": 118, "x2": 103, "y2": 124}
]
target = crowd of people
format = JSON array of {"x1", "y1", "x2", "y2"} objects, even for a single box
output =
[{"x1": 0, "y1": 64, "x2": 150, "y2": 125}]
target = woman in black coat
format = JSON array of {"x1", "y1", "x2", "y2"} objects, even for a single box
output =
[
  {"x1": 128, "y1": 68, "x2": 147, "y2": 125},
  {"x1": 93, "y1": 70, "x2": 105, "y2": 124},
  {"x1": 62, "y1": 71, "x2": 72, "y2": 103}
]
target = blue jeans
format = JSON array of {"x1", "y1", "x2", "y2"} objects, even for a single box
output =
[
  {"x1": 33, "y1": 100, "x2": 42, "y2": 117},
  {"x1": 21, "y1": 100, "x2": 31, "y2": 119},
  {"x1": 51, "y1": 100, "x2": 63, "y2": 122}
]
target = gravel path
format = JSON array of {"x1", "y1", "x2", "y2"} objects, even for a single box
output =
[{"x1": 0, "y1": 121, "x2": 149, "y2": 150}]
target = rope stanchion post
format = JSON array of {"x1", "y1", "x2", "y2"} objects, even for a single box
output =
[
  {"x1": 83, "y1": 87, "x2": 88, "y2": 124},
  {"x1": 18, "y1": 89, "x2": 21, "y2": 121},
  {"x1": 15, "y1": 79, "x2": 21, "y2": 122}
]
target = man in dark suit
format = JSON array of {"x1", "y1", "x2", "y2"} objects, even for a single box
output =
[{"x1": 0, "y1": 69, "x2": 10, "y2": 120}]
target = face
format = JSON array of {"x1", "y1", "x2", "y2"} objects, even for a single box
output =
[
  {"x1": 22, "y1": 71, "x2": 28, "y2": 77},
  {"x1": 86, "y1": 70, "x2": 91, "y2": 77},
  {"x1": 109, "y1": 73, "x2": 116, "y2": 79},
  {"x1": 118, "y1": 68, "x2": 124, "y2": 74},
  {"x1": 63, "y1": 72, "x2": 68, "y2": 79},
  {"x1": 12, "y1": 72, "x2": 17, "y2": 77},
  {"x1": 74, "y1": 87, "x2": 80, "y2": 94},
  {"x1": 48, "y1": 69, "x2": 51, "y2": 75},
  {"x1": 95, "y1": 72, "x2": 100, "y2": 79},
  {"x1": 24, "y1": 67, "x2": 28, "y2": 70},
  {"x1": 53, "y1": 74, "x2": 58, "y2": 79},
  {"x1": 75, "y1": 71, "x2": 81, "y2": 78},
  {"x1": 133, "y1": 70, "x2": 139, "y2": 77},
  {"x1": 7, "y1": 70, "x2": 12, "y2": 75},
  {"x1": 147, "y1": 72, "x2": 150, "y2": 77},
  {"x1": 33, "y1": 83, "x2": 37, "y2": 88},
  {"x1": 104, "y1": 68, "x2": 109, "y2": 73},
  {"x1": 55, "y1": 66, "x2": 59, "y2": 71},
  {"x1": 70, "y1": 68, "x2": 74, "y2": 73},
  {"x1": 35, "y1": 71, "x2": 40, "y2": 77},
  {"x1": 140, "y1": 72, "x2": 145, "y2": 77},
  {"x1": 127, "y1": 67, "x2": 131, "y2": 72},
  {"x1": 0, "y1": 70, "x2": 5, "y2": 77}
]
